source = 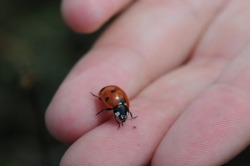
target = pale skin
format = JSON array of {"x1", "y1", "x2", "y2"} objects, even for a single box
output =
[{"x1": 45, "y1": 0, "x2": 250, "y2": 165}]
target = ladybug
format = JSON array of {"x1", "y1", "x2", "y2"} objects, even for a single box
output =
[{"x1": 91, "y1": 85, "x2": 137, "y2": 129}]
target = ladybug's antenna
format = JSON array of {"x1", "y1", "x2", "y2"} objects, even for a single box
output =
[{"x1": 90, "y1": 92, "x2": 101, "y2": 101}]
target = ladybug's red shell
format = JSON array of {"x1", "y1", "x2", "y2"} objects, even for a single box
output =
[
  {"x1": 91, "y1": 85, "x2": 137, "y2": 129},
  {"x1": 98, "y1": 85, "x2": 130, "y2": 108}
]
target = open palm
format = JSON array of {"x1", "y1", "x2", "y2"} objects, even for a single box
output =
[{"x1": 46, "y1": 0, "x2": 250, "y2": 165}]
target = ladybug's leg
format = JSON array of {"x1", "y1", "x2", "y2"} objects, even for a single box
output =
[
  {"x1": 129, "y1": 111, "x2": 138, "y2": 120},
  {"x1": 90, "y1": 92, "x2": 101, "y2": 101},
  {"x1": 114, "y1": 116, "x2": 121, "y2": 129},
  {"x1": 96, "y1": 108, "x2": 112, "y2": 115}
]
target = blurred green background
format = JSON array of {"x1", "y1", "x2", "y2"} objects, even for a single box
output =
[
  {"x1": 0, "y1": 0, "x2": 99, "y2": 165},
  {"x1": 0, "y1": 0, "x2": 249, "y2": 166}
]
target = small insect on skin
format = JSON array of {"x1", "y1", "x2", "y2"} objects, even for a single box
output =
[{"x1": 90, "y1": 85, "x2": 137, "y2": 129}]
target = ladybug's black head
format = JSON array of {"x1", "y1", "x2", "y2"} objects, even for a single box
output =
[{"x1": 114, "y1": 104, "x2": 129, "y2": 122}]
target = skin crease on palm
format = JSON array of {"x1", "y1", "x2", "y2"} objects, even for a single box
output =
[{"x1": 45, "y1": 0, "x2": 250, "y2": 165}]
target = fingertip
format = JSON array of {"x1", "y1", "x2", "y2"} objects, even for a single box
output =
[
  {"x1": 44, "y1": 69, "x2": 110, "y2": 144},
  {"x1": 61, "y1": 0, "x2": 105, "y2": 33},
  {"x1": 45, "y1": 98, "x2": 76, "y2": 144},
  {"x1": 45, "y1": 81, "x2": 89, "y2": 144},
  {"x1": 45, "y1": 104, "x2": 62, "y2": 142}
]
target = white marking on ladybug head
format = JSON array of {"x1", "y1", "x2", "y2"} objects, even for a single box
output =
[
  {"x1": 115, "y1": 112, "x2": 120, "y2": 117},
  {"x1": 120, "y1": 115, "x2": 127, "y2": 122}
]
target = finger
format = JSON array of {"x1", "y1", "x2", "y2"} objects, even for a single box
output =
[
  {"x1": 153, "y1": 47, "x2": 250, "y2": 166},
  {"x1": 60, "y1": 61, "x2": 223, "y2": 166},
  {"x1": 46, "y1": 0, "x2": 224, "y2": 144},
  {"x1": 61, "y1": 0, "x2": 134, "y2": 33},
  {"x1": 152, "y1": 1, "x2": 250, "y2": 165}
]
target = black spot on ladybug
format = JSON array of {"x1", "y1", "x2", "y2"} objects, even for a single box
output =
[
  {"x1": 100, "y1": 87, "x2": 105, "y2": 92},
  {"x1": 105, "y1": 97, "x2": 109, "y2": 102},
  {"x1": 111, "y1": 89, "x2": 117, "y2": 93},
  {"x1": 120, "y1": 98, "x2": 125, "y2": 104}
]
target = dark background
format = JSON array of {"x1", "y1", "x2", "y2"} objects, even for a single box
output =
[
  {"x1": 0, "y1": 0, "x2": 249, "y2": 165},
  {"x1": 0, "y1": 0, "x2": 99, "y2": 165}
]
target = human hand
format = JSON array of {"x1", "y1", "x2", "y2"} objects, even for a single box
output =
[{"x1": 46, "y1": 0, "x2": 250, "y2": 165}]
